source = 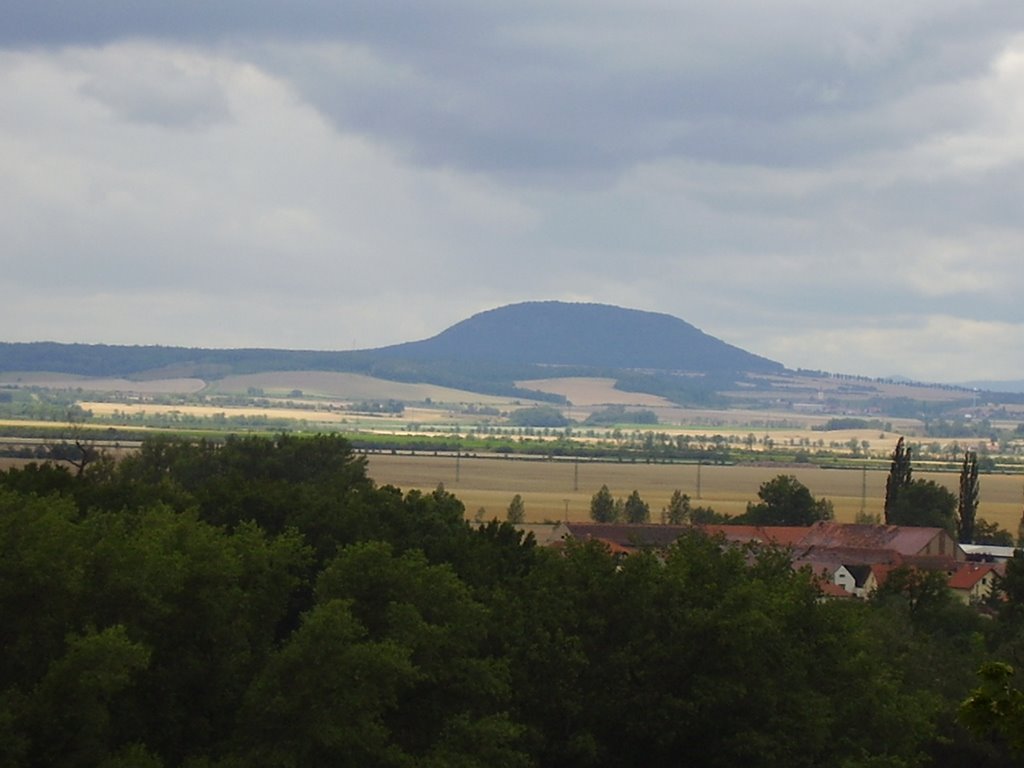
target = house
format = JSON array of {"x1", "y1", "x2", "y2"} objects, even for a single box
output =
[
  {"x1": 832, "y1": 564, "x2": 874, "y2": 597},
  {"x1": 947, "y1": 563, "x2": 1001, "y2": 605}
]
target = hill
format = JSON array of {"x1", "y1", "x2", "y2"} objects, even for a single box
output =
[
  {"x1": 0, "y1": 303, "x2": 781, "y2": 405},
  {"x1": 370, "y1": 301, "x2": 783, "y2": 374}
]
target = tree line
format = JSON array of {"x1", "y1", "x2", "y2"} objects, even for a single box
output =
[{"x1": 1, "y1": 434, "x2": 1024, "y2": 766}]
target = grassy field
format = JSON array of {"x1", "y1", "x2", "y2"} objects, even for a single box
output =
[{"x1": 365, "y1": 453, "x2": 1024, "y2": 531}]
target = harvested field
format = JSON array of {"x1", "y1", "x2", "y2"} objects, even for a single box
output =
[
  {"x1": 516, "y1": 377, "x2": 675, "y2": 407},
  {"x1": 208, "y1": 372, "x2": 519, "y2": 404},
  {"x1": 366, "y1": 453, "x2": 1024, "y2": 531},
  {"x1": 82, "y1": 401, "x2": 350, "y2": 424},
  {"x1": 0, "y1": 373, "x2": 205, "y2": 394}
]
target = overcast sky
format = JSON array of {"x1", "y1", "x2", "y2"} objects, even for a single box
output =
[{"x1": 3, "y1": 1, "x2": 1024, "y2": 383}]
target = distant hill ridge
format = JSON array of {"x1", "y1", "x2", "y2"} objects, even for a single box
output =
[
  {"x1": 371, "y1": 301, "x2": 783, "y2": 373},
  {"x1": 0, "y1": 302, "x2": 784, "y2": 404},
  {"x1": 0, "y1": 302, "x2": 781, "y2": 377}
]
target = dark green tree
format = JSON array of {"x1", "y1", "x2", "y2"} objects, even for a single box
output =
[
  {"x1": 958, "y1": 450, "x2": 979, "y2": 544},
  {"x1": 236, "y1": 597, "x2": 417, "y2": 767},
  {"x1": 589, "y1": 484, "x2": 618, "y2": 523},
  {"x1": 994, "y1": 551, "x2": 1024, "y2": 630},
  {"x1": 888, "y1": 479, "x2": 957, "y2": 534},
  {"x1": 19, "y1": 626, "x2": 151, "y2": 768},
  {"x1": 960, "y1": 662, "x2": 1024, "y2": 758},
  {"x1": 972, "y1": 518, "x2": 1014, "y2": 546},
  {"x1": 312, "y1": 541, "x2": 525, "y2": 766},
  {"x1": 506, "y1": 494, "x2": 525, "y2": 524},
  {"x1": 623, "y1": 489, "x2": 650, "y2": 524},
  {"x1": 884, "y1": 436, "x2": 913, "y2": 524},
  {"x1": 743, "y1": 474, "x2": 833, "y2": 526}
]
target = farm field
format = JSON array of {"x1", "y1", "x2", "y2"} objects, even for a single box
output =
[
  {"x1": 204, "y1": 371, "x2": 522, "y2": 405},
  {"x1": 0, "y1": 372, "x2": 206, "y2": 394},
  {"x1": 366, "y1": 453, "x2": 1024, "y2": 531},
  {"x1": 82, "y1": 401, "x2": 352, "y2": 424},
  {"x1": 516, "y1": 377, "x2": 675, "y2": 407}
]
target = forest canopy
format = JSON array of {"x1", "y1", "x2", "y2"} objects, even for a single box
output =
[{"x1": 0, "y1": 434, "x2": 1021, "y2": 767}]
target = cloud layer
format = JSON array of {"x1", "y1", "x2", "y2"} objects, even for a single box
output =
[{"x1": 3, "y1": 2, "x2": 1024, "y2": 381}]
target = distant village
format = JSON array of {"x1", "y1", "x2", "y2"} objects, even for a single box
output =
[{"x1": 520, "y1": 520, "x2": 1019, "y2": 606}]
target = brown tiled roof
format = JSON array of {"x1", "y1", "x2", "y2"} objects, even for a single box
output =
[
  {"x1": 900, "y1": 554, "x2": 959, "y2": 571},
  {"x1": 563, "y1": 523, "x2": 690, "y2": 550},
  {"x1": 793, "y1": 545, "x2": 904, "y2": 568},
  {"x1": 799, "y1": 522, "x2": 949, "y2": 556}
]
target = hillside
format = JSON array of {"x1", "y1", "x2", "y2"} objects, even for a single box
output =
[{"x1": 371, "y1": 301, "x2": 783, "y2": 373}]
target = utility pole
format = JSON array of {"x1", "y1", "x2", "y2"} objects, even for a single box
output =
[{"x1": 860, "y1": 464, "x2": 867, "y2": 516}]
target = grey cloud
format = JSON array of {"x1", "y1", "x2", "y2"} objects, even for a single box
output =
[
  {"x1": 7, "y1": 1, "x2": 1023, "y2": 178},
  {"x1": 4, "y1": 3, "x2": 1024, "y2": 380},
  {"x1": 77, "y1": 56, "x2": 230, "y2": 129}
]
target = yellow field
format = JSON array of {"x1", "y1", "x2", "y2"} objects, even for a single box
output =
[
  {"x1": 516, "y1": 377, "x2": 676, "y2": 407},
  {"x1": 365, "y1": 453, "x2": 1024, "y2": 531},
  {"x1": 207, "y1": 371, "x2": 520, "y2": 405},
  {"x1": 82, "y1": 401, "x2": 351, "y2": 423}
]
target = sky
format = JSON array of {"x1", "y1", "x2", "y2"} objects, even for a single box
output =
[{"x1": 3, "y1": 1, "x2": 1024, "y2": 383}]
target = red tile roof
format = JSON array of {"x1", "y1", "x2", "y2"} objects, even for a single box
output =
[
  {"x1": 699, "y1": 524, "x2": 811, "y2": 548},
  {"x1": 816, "y1": 580, "x2": 855, "y2": 598},
  {"x1": 948, "y1": 563, "x2": 1001, "y2": 590}
]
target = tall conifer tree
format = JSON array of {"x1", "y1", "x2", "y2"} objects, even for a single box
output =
[
  {"x1": 957, "y1": 450, "x2": 979, "y2": 544},
  {"x1": 884, "y1": 437, "x2": 912, "y2": 524}
]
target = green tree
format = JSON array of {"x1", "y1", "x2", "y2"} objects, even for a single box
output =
[
  {"x1": 236, "y1": 598, "x2": 417, "y2": 767},
  {"x1": 508, "y1": 406, "x2": 569, "y2": 428},
  {"x1": 994, "y1": 551, "x2": 1024, "y2": 629},
  {"x1": 506, "y1": 494, "x2": 525, "y2": 524},
  {"x1": 960, "y1": 662, "x2": 1024, "y2": 758},
  {"x1": 743, "y1": 474, "x2": 833, "y2": 526},
  {"x1": 20, "y1": 626, "x2": 151, "y2": 768},
  {"x1": 888, "y1": 479, "x2": 957, "y2": 534},
  {"x1": 663, "y1": 490, "x2": 690, "y2": 524},
  {"x1": 973, "y1": 518, "x2": 1014, "y2": 546},
  {"x1": 312, "y1": 541, "x2": 524, "y2": 765},
  {"x1": 623, "y1": 489, "x2": 650, "y2": 524},
  {"x1": 884, "y1": 436, "x2": 913, "y2": 524},
  {"x1": 958, "y1": 450, "x2": 979, "y2": 544},
  {"x1": 590, "y1": 484, "x2": 618, "y2": 523}
]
